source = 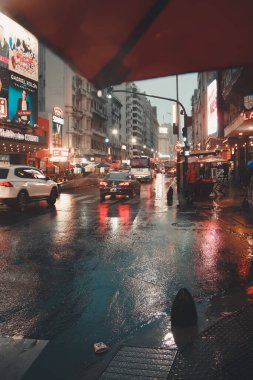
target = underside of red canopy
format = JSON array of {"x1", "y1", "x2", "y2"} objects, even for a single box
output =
[{"x1": 1, "y1": 0, "x2": 253, "y2": 88}]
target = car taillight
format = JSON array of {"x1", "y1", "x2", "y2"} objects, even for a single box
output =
[
  {"x1": 0, "y1": 181, "x2": 13, "y2": 187},
  {"x1": 119, "y1": 181, "x2": 130, "y2": 186},
  {"x1": 100, "y1": 181, "x2": 108, "y2": 186}
]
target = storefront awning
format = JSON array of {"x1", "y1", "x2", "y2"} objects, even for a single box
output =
[{"x1": 2, "y1": 1, "x2": 253, "y2": 88}]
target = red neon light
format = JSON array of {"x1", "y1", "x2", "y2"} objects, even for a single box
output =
[{"x1": 240, "y1": 111, "x2": 253, "y2": 120}]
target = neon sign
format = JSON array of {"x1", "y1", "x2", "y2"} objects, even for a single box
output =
[{"x1": 240, "y1": 111, "x2": 253, "y2": 120}]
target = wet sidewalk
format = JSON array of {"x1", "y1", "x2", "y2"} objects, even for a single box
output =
[
  {"x1": 81, "y1": 183, "x2": 253, "y2": 380},
  {"x1": 98, "y1": 303, "x2": 253, "y2": 379}
]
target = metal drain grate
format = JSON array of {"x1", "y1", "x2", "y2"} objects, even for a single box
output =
[
  {"x1": 99, "y1": 346, "x2": 177, "y2": 379},
  {"x1": 171, "y1": 222, "x2": 195, "y2": 228}
]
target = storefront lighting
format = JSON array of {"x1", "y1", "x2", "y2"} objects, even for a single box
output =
[{"x1": 239, "y1": 132, "x2": 243, "y2": 136}]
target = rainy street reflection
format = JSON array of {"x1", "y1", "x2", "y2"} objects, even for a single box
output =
[{"x1": 0, "y1": 175, "x2": 253, "y2": 374}]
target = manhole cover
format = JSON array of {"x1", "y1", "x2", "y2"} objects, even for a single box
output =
[{"x1": 172, "y1": 222, "x2": 195, "y2": 228}]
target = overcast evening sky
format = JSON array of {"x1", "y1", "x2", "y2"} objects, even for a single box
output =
[{"x1": 136, "y1": 73, "x2": 198, "y2": 125}]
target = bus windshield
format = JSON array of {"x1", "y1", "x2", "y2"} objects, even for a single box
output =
[{"x1": 130, "y1": 157, "x2": 150, "y2": 168}]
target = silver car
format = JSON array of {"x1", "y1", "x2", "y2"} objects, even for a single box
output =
[{"x1": 0, "y1": 165, "x2": 60, "y2": 212}]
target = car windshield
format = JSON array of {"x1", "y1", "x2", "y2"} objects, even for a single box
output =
[
  {"x1": 106, "y1": 173, "x2": 130, "y2": 181},
  {"x1": 0, "y1": 168, "x2": 9, "y2": 179}
]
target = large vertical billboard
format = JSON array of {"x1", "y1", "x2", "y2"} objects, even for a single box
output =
[
  {"x1": 0, "y1": 12, "x2": 38, "y2": 126},
  {"x1": 207, "y1": 79, "x2": 218, "y2": 135}
]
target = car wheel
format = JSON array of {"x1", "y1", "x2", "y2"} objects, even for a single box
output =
[
  {"x1": 16, "y1": 191, "x2": 28, "y2": 212},
  {"x1": 47, "y1": 188, "x2": 58, "y2": 206}
]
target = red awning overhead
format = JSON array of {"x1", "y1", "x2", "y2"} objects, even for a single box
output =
[{"x1": 2, "y1": 0, "x2": 253, "y2": 88}]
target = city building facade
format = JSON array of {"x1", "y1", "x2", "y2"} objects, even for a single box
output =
[
  {"x1": 158, "y1": 123, "x2": 177, "y2": 161},
  {"x1": 113, "y1": 82, "x2": 159, "y2": 158},
  {"x1": 0, "y1": 12, "x2": 47, "y2": 167}
]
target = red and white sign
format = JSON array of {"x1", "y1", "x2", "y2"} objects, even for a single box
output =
[
  {"x1": 51, "y1": 148, "x2": 68, "y2": 161},
  {"x1": 243, "y1": 95, "x2": 253, "y2": 111},
  {"x1": 174, "y1": 142, "x2": 182, "y2": 152},
  {"x1": 52, "y1": 106, "x2": 64, "y2": 125},
  {"x1": 0, "y1": 98, "x2": 7, "y2": 118}
]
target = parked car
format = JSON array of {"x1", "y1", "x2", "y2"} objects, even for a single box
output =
[
  {"x1": 0, "y1": 165, "x2": 60, "y2": 212},
  {"x1": 99, "y1": 171, "x2": 141, "y2": 201}
]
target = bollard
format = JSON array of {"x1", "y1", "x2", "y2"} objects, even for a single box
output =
[
  {"x1": 167, "y1": 186, "x2": 173, "y2": 205},
  {"x1": 171, "y1": 288, "x2": 198, "y2": 328}
]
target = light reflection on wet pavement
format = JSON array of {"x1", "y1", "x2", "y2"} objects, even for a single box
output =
[{"x1": 0, "y1": 174, "x2": 253, "y2": 379}]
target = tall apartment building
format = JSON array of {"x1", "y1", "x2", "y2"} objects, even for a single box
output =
[
  {"x1": 113, "y1": 82, "x2": 159, "y2": 157},
  {"x1": 191, "y1": 71, "x2": 217, "y2": 150},
  {"x1": 90, "y1": 86, "x2": 108, "y2": 160},
  {"x1": 39, "y1": 44, "x2": 110, "y2": 167},
  {"x1": 106, "y1": 94, "x2": 123, "y2": 161},
  {"x1": 158, "y1": 123, "x2": 177, "y2": 160}
]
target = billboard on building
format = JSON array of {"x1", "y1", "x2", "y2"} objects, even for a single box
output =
[
  {"x1": 8, "y1": 73, "x2": 38, "y2": 125},
  {"x1": 207, "y1": 79, "x2": 218, "y2": 135},
  {"x1": 0, "y1": 12, "x2": 38, "y2": 127},
  {"x1": 0, "y1": 12, "x2": 38, "y2": 80}
]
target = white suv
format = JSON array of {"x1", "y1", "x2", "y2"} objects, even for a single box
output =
[{"x1": 0, "y1": 165, "x2": 60, "y2": 212}]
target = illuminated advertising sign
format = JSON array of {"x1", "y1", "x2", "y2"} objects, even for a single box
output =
[
  {"x1": 0, "y1": 66, "x2": 9, "y2": 118},
  {"x1": 159, "y1": 127, "x2": 168, "y2": 134},
  {"x1": 0, "y1": 12, "x2": 38, "y2": 128},
  {"x1": 0, "y1": 127, "x2": 39, "y2": 143},
  {"x1": 51, "y1": 148, "x2": 68, "y2": 162},
  {"x1": 207, "y1": 79, "x2": 218, "y2": 135},
  {"x1": 8, "y1": 73, "x2": 38, "y2": 126},
  {"x1": 0, "y1": 12, "x2": 38, "y2": 81},
  {"x1": 52, "y1": 106, "x2": 63, "y2": 147}
]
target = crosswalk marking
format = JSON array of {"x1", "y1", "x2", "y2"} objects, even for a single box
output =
[{"x1": 72, "y1": 194, "x2": 96, "y2": 201}]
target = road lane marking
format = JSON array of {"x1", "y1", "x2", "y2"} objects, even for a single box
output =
[{"x1": 72, "y1": 194, "x2": 97, "y2": 201}]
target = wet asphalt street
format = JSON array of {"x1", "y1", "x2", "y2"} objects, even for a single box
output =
[{"x1": 0, "y1": 174, "x2": 253, "y2": 379}]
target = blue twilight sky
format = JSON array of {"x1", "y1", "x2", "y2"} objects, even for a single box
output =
[{"x1": 136, "y1": 73, "x2": 198, "y2": 125}]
